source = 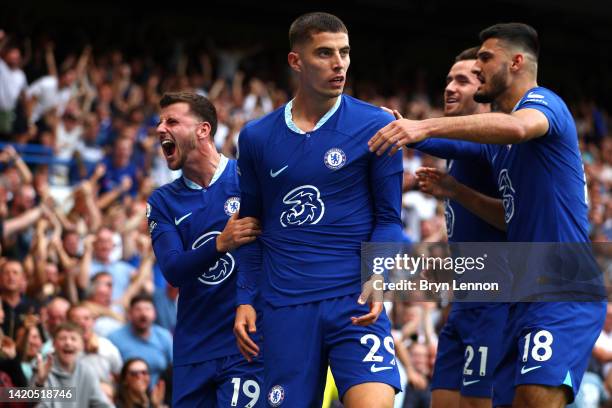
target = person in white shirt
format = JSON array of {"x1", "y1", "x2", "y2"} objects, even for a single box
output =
[
  {"x1": 27, "y1": 69, "x2": 76, "y2": 124},
  {"x1": 26, "y1": 44, "x2": 90, "y2": 124},
  {"x1": 0, "y1": 31, "x2": 28, "y2": 134}
]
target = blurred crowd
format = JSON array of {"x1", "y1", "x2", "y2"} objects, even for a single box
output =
[{"x1": 0, "y1": 28, "x2": 610, "y2": 407}]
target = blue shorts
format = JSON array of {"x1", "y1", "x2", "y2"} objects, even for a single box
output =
[
  {"x1": 493, "y1": 301, "x2": 606, "y2": 406},
  {"x1": 431, "y1": 303, "x2": 509, "y2": 398},
  {"x1": 262, "y1": 294, "x2": 401, "y2": 408},
  {"x1": 173, "y1": 353, "x2": 264, "y2": 407}
]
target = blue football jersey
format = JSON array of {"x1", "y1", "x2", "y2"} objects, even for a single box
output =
[
  {"x1": 423, "y1": 87, "x2": 588, "y2": 243},
  {"x1": 411, "y1": 140, "x2": 505, "y2": 243},
  {"x1": 407, "y1": 87, "x2": 591, "y2": 301},
  {"x1": 410, "y1": 141, "x2": 508, "y2": 309},
  {"x1": 237, "y1": 95, "x2": 404, "y2": 307},
  {"x1": 446, "y1": 159, "x2": 506, "y2": 242},
  {"x1": 147, "y1": 157, "x2": 243, "y2": 366},
  {"x1": 485, "y1": 86, "x2": 589, "y2": 242}
]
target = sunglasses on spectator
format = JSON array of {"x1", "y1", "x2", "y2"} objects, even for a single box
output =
[{"x1": 128, "y1": 369, "x2": 149, "y2": 377}]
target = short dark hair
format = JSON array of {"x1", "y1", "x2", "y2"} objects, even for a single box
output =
[
  {"x1": 0, "y1": 259, "x2": 22, "y2": 274},
  {"x1": 67, "y1": 302, "x2": 91, "y2": 320},
  {"x1": 119, "y1": 358, "x2": 150, "y2": 383},
  {"x1": 1, "y1": 41, "x2": 21, "y2": 57},
  {"x1": 61, "y1": 229, "x2": 78, "y2": 240},
  {"x1": 479, "y1": 23, "x2": 539, "y2": 58},
  {"x1": 159, "y1": 92, "x2": 218, "y2": 138},
  {"x1": 53, "y1": 321, "x2": 84, "y2": 339},
  {"x1": 91, "y1": 270, "x2": 112, "y2": 284},
  {"x1": 289, "y1": 12, "x2": 348, "y2": 49},
  {"x1": 129, "y1": 293, "x2": 154, "y2": 309},
  {"x1": 455, "y1": 46, "x2": 480, "y2": 62}
]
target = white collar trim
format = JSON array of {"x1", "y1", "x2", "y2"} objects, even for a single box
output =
[
  {"x1": 183, "y1": 154, "x2": 228, "y2": 190},
  {"x1": 284, "y1": 95, "x2": 342, "y2": 134}
]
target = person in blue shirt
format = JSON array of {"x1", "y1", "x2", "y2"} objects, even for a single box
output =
[
  {"x1": 399, "y1": 47, "x2": 508, "y2": 408},
  {"x1": 147, "y1": 91, "x2": 263, "y2": 407},
  {"x1": 152, "y1": 283, "x2": 177, "y2": 334},
  {"x1": 99, "y1": 137, "x2": 139, "y2": 197},
  {"x1": 369, "y1": 23, "x2": 606, "y2": 408},
  {"x1": 108, "y1": 294, "x2": 173, "y2": 388},
  {"x1": 234, "y1": 12, "x2": 403, "y2": 408}
]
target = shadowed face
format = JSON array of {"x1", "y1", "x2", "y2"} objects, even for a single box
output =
[{"x1": 4, "y1": 48, "x2": 22, "y2": 69}]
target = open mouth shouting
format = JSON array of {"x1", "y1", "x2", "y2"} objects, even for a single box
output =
[{"x1": 161, "y1": 139, "x2": 177, "y2": 158}]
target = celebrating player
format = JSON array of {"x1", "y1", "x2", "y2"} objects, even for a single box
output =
[
  {"x1": 398, "y1": 47, "x2": 508, "y2": 408},
  {"x1": 369, "y1": 23, "x2": 606, "y2": 407},
  {"x1": 148, "y1": 92, "x2": 263, "y2": 407},
  {"x1": 234, "y1": 12, "x2": 403, "y2": 408}
]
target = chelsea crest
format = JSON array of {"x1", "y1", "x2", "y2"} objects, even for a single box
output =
[
  {"x1": 324, "y1": 148, "x2": 346, "y2": 170},
  {"x1": 224, "y1": 197, "x2": 240, "y2": 216}
]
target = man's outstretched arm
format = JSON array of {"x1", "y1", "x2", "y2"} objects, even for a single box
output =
[
  {"x1": 370, "y1": 108, "x2": 549, "y2": 156},
  {"x1": 381, "y1": 107, "x2": 486, "y2": 161}
]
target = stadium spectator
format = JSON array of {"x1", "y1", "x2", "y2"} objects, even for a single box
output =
[
  {"x1": 108, "y1": 294, "x2": 172, "y2": 387},
  {"x1": 70, "y1": 113, "x2": 105, "y2": 183},
  {"x1": 31, "y1": 321, "x2": 112, "y2": 407},
  {"x1": 88, "y1": 226, "x2": 136, "y2": 301},
  {"x1": 55, "y1": 108, "x2": 83, "y2": 161},
  {"x1": 115, "y1": 358, "x2": 166, "y2": 408},
  {"x1": 40, "y1": 296, "x2": 70, "y2": 354},
  {"x1": 98, "y1": 137, "x2": 139, "y2": 196},
  {"x1": 0, "y1": 260, "x2": 40, "y2": 339},
  {"x1": 87, "y1": 271, "x2": 125, "y2": 337},
  {"x1": 68, "y1": 302, "x2": 122, "y2": 384},
  {"x1": 26, "y1": 43, "x2": 89, "y2": 124},
  {"x1": 0, "y1": 297, "x2": 28, "y2": 386},
  {"x1": 14, "y1": 323, "x2": 43, "y2": 381},
  {"x1": 402, "y1": 343, "x2": 432, "y2": 408},
  {"x1": 0, "y1": 30, "x2": 28, "y2": 136}
]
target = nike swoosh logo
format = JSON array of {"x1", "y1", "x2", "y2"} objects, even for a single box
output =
[
  {"x1": 527, "y1": 92, "x2": 544, "y2": 99},
  {"x1": 520, "y1": 365, "x2": 541, "y2": 374},
  {"x1": 270, "y1": 165, "x2": 288, "y2": 178},
  {"x1": 462, "y1": 379, "x2": 480, "y2": 386},
  {"x1": 370, "y1": 364, "x2": 393, "y2": 373},
  {"x1": 174, "y1": 212, "x2": 193, "y2": 225}
]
